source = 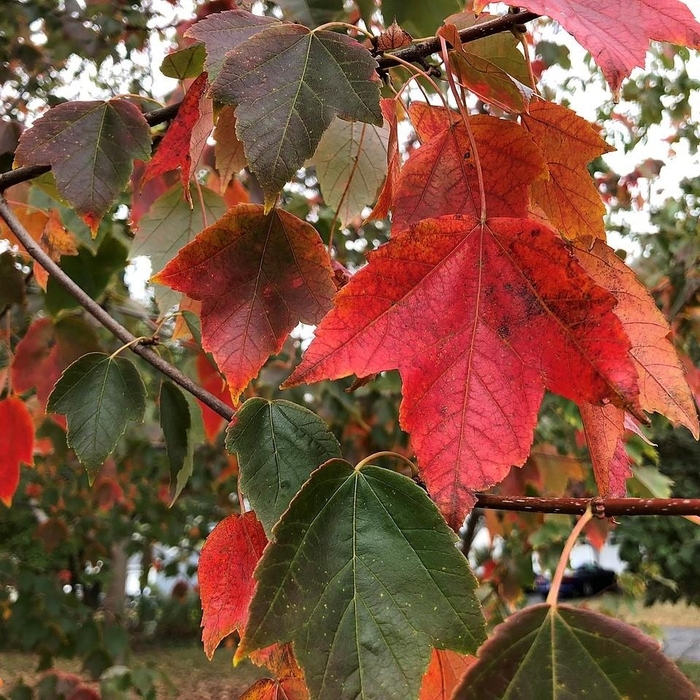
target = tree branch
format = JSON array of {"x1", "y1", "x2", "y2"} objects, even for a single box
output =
[
  {"x1": 473, "y1": 494, "x2": 700, "y2": 516},
  {"x1": 376, "y1": 10, "x2": 540, "y2": 69},
  {"x1": 0, "y1": 196, "x2": 235, "y2": 421}
]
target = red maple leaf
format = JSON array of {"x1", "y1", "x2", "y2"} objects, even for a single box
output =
[
  {"x1": 0, "y1": 396, "x2": 35, "y2": 506},
  {"x1": 155, "y1": 204, "x2": 336, "y2": 400},
  {"x1": 476, "y1": 0, "x2": 700, "y2": 93},
  {"x1": 142, "y1": 73, "x2": 212, "y2": 202},
  {"x1": 575, "y1": 239, "x2": 698, "y2": 494},
  {"x1": 420, "y1": 649, "x2": 474, "y2": 700},
  {"x1": 391, "y1": 104, "x2": 546, "y2": 235},
  {"x1": 286, "y1": 215, "x2": 641, "y2": 528},
  {"x1": 368, "y1": 98, "x2": 400, "y2": 221},
  {"x1": 199, "y1": 511, "x2": 267, "y2": 659}
]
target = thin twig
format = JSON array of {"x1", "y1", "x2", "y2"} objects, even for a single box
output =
[
  {"x1": 474, "y1": 494, "x2": 700, "y2": 516},
  {"x1": 0, "y1": 196, "x2": 234, "y2": 421}
]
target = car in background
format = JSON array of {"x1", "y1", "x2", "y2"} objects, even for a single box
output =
[{"x1": 534, "y1": 563, "x2": 617, "y2": 599}]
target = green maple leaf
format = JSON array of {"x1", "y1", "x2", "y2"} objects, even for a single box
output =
[
  {"x1": 47, "y1": 353, "x2": 147, "y2": 480},
  {"x1": 226, "y1": 398, "x2": 342, "y2": 536},
  {"x1": 236, "y1": 458, "x2": 486, "y2": 700},
  {"x1": 455, "y1": 604, "x2": 697, "y2": 699}
]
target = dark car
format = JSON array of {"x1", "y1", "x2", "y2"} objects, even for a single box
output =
[{"x1": 534, "y1": 563, "x2": 617, "y2": 599}]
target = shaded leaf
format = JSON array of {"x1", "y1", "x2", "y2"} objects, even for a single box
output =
[
  {"x1": 446, "y1": 12, "x2": 532, "y2": 85},
  {"x1": 11, "y1": 316, "x2": 101, "y2": 410},
  {"x1": 367, "y1": 98, "x2": 400, "y2": 221},
  {"x1": 478, "y1": 0, "x2": 700, "y2": 93},
  {"x1": 522, "y1": 100, "x2": 613, "y2": 242},
  {"x1": 185, "y1": 11, "x2": 278, "y2": 80},
  {"x1": 454, "y1": 604, "x2": 697, "y2": 699},
  {"x1": 0, "y1": 396, "x2": 35, "y2": 507},
  {"x1": 154, "y1": 204, "x2": 336, "y2": 400},
  {"x1": 199, "y1": 511, "x2": 267, "y2": 659},
  {"x1": 392, "y1": 105, "x2": 547, "y2": 235},
  {"x1": 195, "y1": 352, "x2": 234, "y2": 442},
  {"x1": 160, "y1": 44, "x2": 206, "y2": 79},
  {"x1": 198, "y1": 11, "x2": 382, "y2": 206},
  {"x1": 213, "y1": 106, "x2": 247, "y2": 193},
  {"x1": 0, "y1": 252, "x2": 25, "y2": 308},
  {"x1": 34, "y1": 209, "x2": 79, "y2": 290},
  {"x1": 286, "y1": 216, "x2": 641, "y2": 528},
  {"x1": 309, "y1": 117, "x2": 388, "y2": 226},
  {"x1": 159, "y1": 381, "x2": 205, "y2": 503},
  {"x1": 142, "y1": 74, "x2": 211, "y2": 202},
  {"x1": 47, "y1": 353, "x2": 147, "y2": 480},
  {"x1": 439, "y1": 24, "x2": 529, "y2": 114},
  {"x1": 14, "y1": 99, "x2": 151, "y2": 232},
  {"x1": 130, "y1": 182, "x2": 227, "y2": 311},
  {"x1": 226, "y1": 398, "x2": 342, "y2": 536},
  {"x1": 275, "y1": 0, "x2": 344, "y2": 27},
  {"x1": 45, "y1": 235, "x2": 128, "y2": 316},
  {"x1": 237, "y1": 459, "x2": 486, "y2": 700},
  {"x1": 449, "y1": 49, "x2": 529, "y2": 114},
  {"x1": 381, "y1": 0, "x2": 461, "y2": 37}
]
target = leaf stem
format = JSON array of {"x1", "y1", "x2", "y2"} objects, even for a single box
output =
[
  {"x1": 355, "y1": 451, "x2": 417, "y2": 475},
  {"x1": 547, "y1": 506, "x2": 593, "y2": 606},
  {"x1": 439, "y1": 37, "x2": 488, "y2": 222},
  {"x1": 313, "y1": 22, "x2": 374, "y2": 40},
  {"x1": 0, "y1": 196, "x2": 235, "y2": 422}
]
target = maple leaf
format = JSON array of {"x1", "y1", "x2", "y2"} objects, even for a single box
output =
[
  {"x1": 446, "y1": 11, "x2": 532, "y2": 85},
  {"x1": 154, "y1": 204, "x2": 336, "y2": 400},
  {"x1": 367, "y1": 98, "x2": 400, "y2": 221},
  {"x1": 0, "y1": 396, "x2": 35, "y2": 507},
  {"x1": 237, "y1": 459, "x2": 485, "y2": 700},
  {"x1": 382, "y1": 0, "x2": 461, "y2": 37},
  {"x1": 185, "y1": 11, "x2": 278, "y2": 80},
  {"x1": 47, "y1": 353, "x2": 147, "y2": 479},
  {"x1": 14, "y1": 99, "x2": 151, "y2": 233},
  {"x1": 392, "y1": 105, "x2": 547, "y2": 235},
  {"x1": 213, "y1": 105, "x2": 247, "y2": 193},
  {"x1": 573, "y1": 239, "x2": 698, "y2": 494},
  {"x1": 142, "y1": 74, "x2": 212, "y2": 203},
  {"x1": 419, "y1": 649, "x2": 474, "y2": 700},
  {"x1": 474, "y1": 0, "x2": 700, "y2": 94},
  {"x1": 286, "y1": 215, "x2": 641, "y2": 528},
  {"x1": 130, "y1": 182, "x2": 227, "y2": 311},
  {"x1": 189, "y1": 10, "x2": 382, "y2": 207},
  {"x1": 439, "y1": 24, "x2": 531, "y2": 114},
  {"x1": 454, "y1": 604, "x2": 698, "y2": 699},
  {"x1": 11, "y1": 317, "x2": 101, "y2": 411},
  {"x1": 308, "y1": 117, "x2": 389, "y2": 226},
  {"x1": 195, "y1": 352, "x2": 234, "y2": 441},
  {"x1": 226, "y1": 397, "x2": 341, "y2": 536},
  {"x1": 579, "y1": 402, "x2": 630, "y2": 496},
  {"x1": 199, "y1": 511, "x2": 267, "y2": 659},
  {"x1": 521, "y1": 100, "x2": 613, "y2": 243}
]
